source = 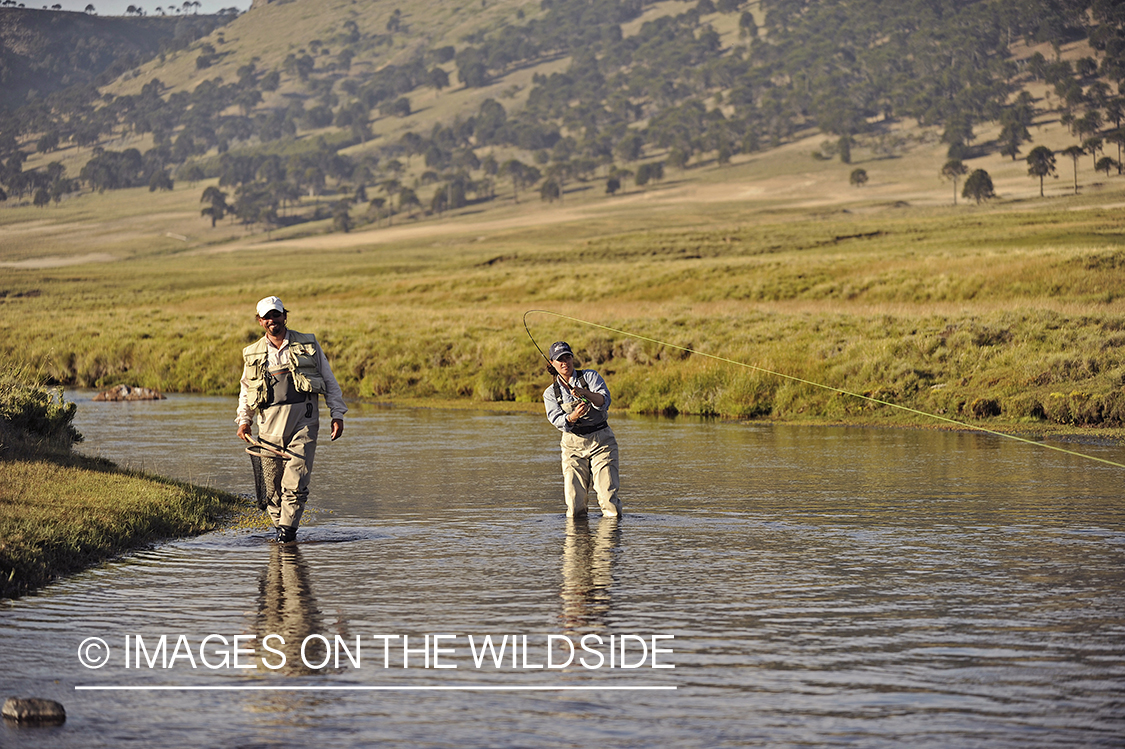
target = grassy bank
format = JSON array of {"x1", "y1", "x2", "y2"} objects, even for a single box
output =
[
  {"x1": 1, "y1": 373, "x2": 248, "y2": 599},
  {"x1": 1, "y1": 458, "x2": 249, "y2": 598},
  {"x1": 4, "y1": 97, "x2": 1125, "y2": 433},
  {"x1": 3, "y1": 196, "x2": 1125, "y2": 431}
]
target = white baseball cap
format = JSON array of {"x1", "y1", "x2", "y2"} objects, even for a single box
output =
[{"x1": 256, "y1": 296, "x2": 285, "y2": 317}]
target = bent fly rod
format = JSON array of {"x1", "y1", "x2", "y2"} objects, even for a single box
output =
[
  {"x1": 524, "y1": 310, "x2": 589, "y2": 404},
  {"x1": 523, "y1": 309, "x2": 1125, "y2": 470}
]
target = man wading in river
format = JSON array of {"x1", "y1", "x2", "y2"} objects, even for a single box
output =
[
  {"x1": 236, "y1": 296, "x2": 347, "y2": 543},
  {"x1": 543, "y1": 341, "x2": 622, "y2": 518}
]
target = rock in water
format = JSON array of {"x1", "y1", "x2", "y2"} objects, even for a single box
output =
[
  {"x1": 93, "y1": 384, "x2": 166, "y2": 401},
  {"x1": 2, "y1": 697, "x2": 67, "y2": 725}
]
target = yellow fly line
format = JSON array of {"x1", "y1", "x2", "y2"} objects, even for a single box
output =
[{"x1": 523, "y1": 309, "x2": 1125, "y2": 470}]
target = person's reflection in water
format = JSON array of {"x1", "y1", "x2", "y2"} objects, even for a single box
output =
[
  {"x1": 559, "y1": 516, "x2": 621, "y2": 633},
  {"x1": 254, "y1": 543, "x2": 329, "y2": 677}
]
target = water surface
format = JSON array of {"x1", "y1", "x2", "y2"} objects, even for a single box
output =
[{"x1": 2, "y1": 393, "x2": 1123, "y2": 748}]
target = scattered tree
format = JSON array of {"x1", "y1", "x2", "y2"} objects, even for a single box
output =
[
  {"x1": 332, "y1": 200, "x2": 351, "y2": 232},
  {"x1": 941, "y1": 159, "x2": 968, "y2": 205},
  {"x1": 200, "y1": 186, "x2": 229, "y2": 227},
  {"x1": 738, "y1": 9, "x2": 757, "y2": 39},
  {"x1": 1026, "y1": 146, "x2": 1056, "y2": 197},
  {"x1": 1060, "y1": 145, "x2": 1085, "y2": 194},
  {"x1": 1083, "y1": 137, "x2": 1103, "y2": 171},
  {"x1": 961, "y1": 169, "x2": 995, "y2": 205},
  {"x1": 849, "y1": 167, "x2": 868, "y2": 187},
  {"x1": 1107, "y1": 130, "x2": 1125, "y2": 174},
  {"x1": 539, "y1": 177, "x2": 561, "y2": 202}
]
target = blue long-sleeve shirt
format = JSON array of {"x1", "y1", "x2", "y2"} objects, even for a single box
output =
[{"x1": 543, "y1": 369, "x2": 611, "y2": 433}]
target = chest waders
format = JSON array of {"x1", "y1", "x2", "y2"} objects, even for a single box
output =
[
  {"x1": 552, "y1": 370, "x2": 621, "y2": 518},
  {"x1": 243, "y1": 334, "x2": 326, "y2": 540}
]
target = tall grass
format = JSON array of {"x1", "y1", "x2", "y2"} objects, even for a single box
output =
[
  {"x1": 3, "y1": 166, "x2": 1125, "y2": 431},
  {"x1": 0, "y1": 366, "x2": 82, "y2": 459}
]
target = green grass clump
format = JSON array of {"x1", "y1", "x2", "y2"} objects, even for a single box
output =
[
  {"x1": 0, "y1": 366, "x2": 82, "y2": 459},
  {"x1": 1, "y1": 373, "x2": 247, "y2": 598}
]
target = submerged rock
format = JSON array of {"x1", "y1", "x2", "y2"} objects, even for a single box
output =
[
  {"x1": 2, "y1": 697, "x2": 66, "y2": 725},
  {"x1": 93, "y1": 384, "x2": 166, "y2": 401}
]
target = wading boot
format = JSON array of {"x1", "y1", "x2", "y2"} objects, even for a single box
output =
[{"x1": 276, "y1": 525, "x2": 297, "y2": 543}]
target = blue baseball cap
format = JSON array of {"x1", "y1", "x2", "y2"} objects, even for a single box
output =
[{"x1": 548, "y1": 341, "x2": 574, "y2": 360}]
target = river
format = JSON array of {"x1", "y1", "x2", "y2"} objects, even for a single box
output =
[{"x1": 2, "y1": 392, "x2": 1124, "y2": 748}]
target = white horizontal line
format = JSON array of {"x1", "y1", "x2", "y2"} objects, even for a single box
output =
[{"x1": 76, "y1": 685, "x2": 676, "y2": 691}]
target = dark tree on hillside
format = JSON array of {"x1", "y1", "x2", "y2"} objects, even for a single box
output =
[
  {"x1": 849, "y1": 168, "x2": 867, "y2": 187},
  {"x1": 428, "y1": 67, "x2": 450, "y2": 91},
  {"x1": 36, "y1": 132, "x2": 60, "y2": 154},
  {"x1": 539, "y1": 177, "x2": 561, "y2": 202},
  {"x1": 1061, "y1": 145, "x2": 1085, "y2": 194},
  {"x1": 456, "y1": 48, "x2": 489, "y2": 88},
  {"x1": 398, "y1": 187, "x2": 421, "y2": 217},
  {"x1": 333, "y1": 200, "x2": 352, "y2": 232},
  {"x1": 942, "y1": 115, "x2": 974, "y2": 159},
  {"x1": 962, "y1": 169, "x2": 995, "y2": 205},
  {"x1": 941, "y1": 159, "x2": 968, "y2": 206},
  {"x1": 148, "y1": 170, "x2": 174, "y2": 192},
  {"x1": 1107, "y1": 129, "x2": 1125, "y2": 174},
  {"x1": 1106, "y1": 98, "x2": 1124, "y2": 130},
  {"x1": 500, "y1": 159, "x2": 536, "y2": 203},
  {"x1": 999, "y1": 101, "x2": 1032, "y2": 161},
  {"x1": 1026, "y1": 146, "x2": 1057, "y2": 197},
  {"x1": 200, "y1": 186, "x2": 228, "y2": 227},
  {"x1": 738, "y1": 9, "x2": 756, "y2": 39}
]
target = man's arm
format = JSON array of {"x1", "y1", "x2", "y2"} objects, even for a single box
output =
[
  {"x1": 235, "y1": 367, "x2": 255, "y2": 440},
  {"x1": 316, "y1": 344, "x2": 347, "y2": 440}
]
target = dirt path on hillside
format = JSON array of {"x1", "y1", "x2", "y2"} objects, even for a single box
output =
[{"x1": 188, "y1": 202, "x2": 602, "y2": 254}]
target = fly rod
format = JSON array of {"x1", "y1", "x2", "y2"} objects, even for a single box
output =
[
  {"x1": 523, "y1": 310, "x2": 589, "y2": 404},
  {"x1": 523, "y1": 309, "x2": 1125, "y2": 470}
]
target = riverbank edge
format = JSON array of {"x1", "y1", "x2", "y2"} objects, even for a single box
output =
[
  {"x1": 368, "y1": 396, "x2": 1125, "y2": 443},
  {"x1": 0, "y1": 451, "x2": 252, "y2": 601}
]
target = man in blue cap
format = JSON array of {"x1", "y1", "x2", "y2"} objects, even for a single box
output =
[{"x1": 543, "y1": 341, "x2": 621, "y2": 518}]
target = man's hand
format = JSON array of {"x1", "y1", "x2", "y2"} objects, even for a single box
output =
[
  {"x1": 330, "y1": 418, "x2": 344, "y2": 441},
  {"x1": 236, "y1": 423, "x2": 252, "y2": 442}
]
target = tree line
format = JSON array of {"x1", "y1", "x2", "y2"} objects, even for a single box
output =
[{"x1": 0, "y1": 0, "x2": 1122, "y2": 224}]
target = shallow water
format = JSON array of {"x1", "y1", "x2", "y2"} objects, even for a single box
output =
[{"x1": 2, "y1": 393, "x2": 1124, "y2": 748}]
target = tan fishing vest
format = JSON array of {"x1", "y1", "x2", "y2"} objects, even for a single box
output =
[{"x1": 242, "y1": 330, "x2": 327, "y2": 412}]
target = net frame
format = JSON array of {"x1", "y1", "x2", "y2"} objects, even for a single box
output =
[{"x1": 246, "y1": 444, "x2": 288, "y2": 510}]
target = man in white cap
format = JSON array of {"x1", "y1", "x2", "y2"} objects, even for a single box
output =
[
  {"x1": 543, "y1": 341, "x2": 621, "y2": 518},
  {"x1": 236, "y1": 296, "x2": 347, "y2": 542}
]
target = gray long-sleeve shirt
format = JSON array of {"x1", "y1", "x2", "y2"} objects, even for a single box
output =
[{"x1": 543, "y1": 369, "x2": 611, "y2": 433}]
